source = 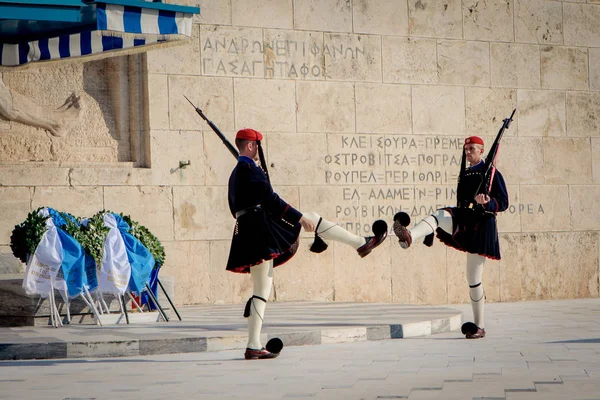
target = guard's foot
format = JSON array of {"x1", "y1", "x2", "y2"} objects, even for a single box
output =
[
  {"x1": 244, "y1": 347, "x2": 279, "y2": 360},
  {"x1": 461, "y1": 322, "x2": 485, "y2": 339},
  {"x1": 393, "y1": 212, "x2": 412, "y2": 249},
  {"x1": 357, "y1": 220, "x2": 388, "y2": 258},
  {"x1": 466, "y1": 328, "x2": 486, "y2": 339}
]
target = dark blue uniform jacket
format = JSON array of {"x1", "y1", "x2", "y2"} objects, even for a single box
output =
[
  {"x1": 226, "y1": 156, "x2": 302, "y2": 273},
  {"x1": 437, "y1": 161, "x2": 509, "y2": 260}
]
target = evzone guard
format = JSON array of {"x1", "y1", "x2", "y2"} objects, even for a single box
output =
[
  {"x1": 393, "y1": 110, "x2": 514, "y2": 339},
  {"x1": 228, "y1": 128, "x2": 388, "y2": 359},
  {"x1": 185, "y1": 98, "x2": 388, "y2": 360}
]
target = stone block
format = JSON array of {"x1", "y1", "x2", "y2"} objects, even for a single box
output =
[
  {"x1": 514, "y1": 0, "x2": 563, "y2": 45},
  {"x1": 570, "y1": 185, "x2": 600, "y2": 231},
  {"x1": 263, "y1": 29, "x2": 324, "y2": 80},
  {"x1": 465, "y1": 88, "x2": 517, "y2": 137},
  {"x1": 390, "y1": 236, "x2": 448, "y2": 305},
  {"x1": 355, "y1": 83, "x2": 412, "y2": 134},
  {"x1": 0, "y1": 165, "x2": 69, "y2": 186},
  {"x1": 324, "y1": 133, "x2": 386, "y2": 188},
  {"x1": 593, "y1": 138, "x2": 600, "y2": 184},
  {"x1": 146, "y1": 24, "x2": 201, "y2": 75},
  {"x1": 298, "y1": 186, "x2": 357, "y2": 229},
  {"x1": 69, "y1": 166, "x2": 152, "y2": 187},
  {"x1": 463, "y1": 0, "x2": 514, "y2": 42},
  {"x1": 173, "y1": 186, "x2": 231, "y2": 241},
  {"x1": 324, "y1": 33, "x2": 382, "y2": 82},
  {"x1": 412, "y1": 86, "x2": 465, "y2": 136},
  {"x1": 200, "y1": 25, "x2": 265, "y2": 78},
  {"x1": 206, "y1": 335, "x2": 247, "y2": 352},
  {"x1": 0, "y1": 246, "x2": 23, "y2": 275},
  {"x1": 0, "y1": 343, "x2": 67, "y2": 360},
  {"x1": 321, "y1": 327, "x2": 367, "y2": 344},
  {"x1": 438, "y1": 40, "x2": 490, "y2": 87},
  {"x1": 31, "y1": 186, "x2": 103, "y2": 219},
  {"x1": 68, "y1": 340, "x2": 139, "y2": 358},
  {"x1": 382, "y1": 37, "x2": 437, "y2": 85},
  {"x1": 0, "y1": 187, "x2": 31, "y2": 246},
  {"x1": 139, "y1": 337, "x2": 207, "y2": 356},
  {"x1": 104, "y1": 186, "x2": 174, "y2": 242},
  {"x1": 543, "y1": 138, "x2": 592, "y2": 184},
  {"x1": 564, "y1": 3, "x2": 600, "y2": 47},
  {"x1": 161, "y1": 240, "x2": 210, "y2": 305},
  {"x1": 408, "y1": 0, "x2": 463, "y2": 39},
  {"x1": 274, "y1": 238, "x2": 335, "y2": 301},
  {"x1": 566, "y1": 91, "x2": 600, "y2": 137},
  {"x1": 446, "y1": 250, "x2": 468, "y2": 304},
  {"x1": 496, "y1": 137, "x2": 544, "y2": 184},
  {"x1": 353, "y1": 0, "x2": 408, "y2": 35},
  {"x1": 591, "y1": 48, "x2": 600, "y2": 91},
  {"x1": 208, "y1": 240, "x2": 253, "y2": 304},
  {"x1": 332, "y1": 239, "x2": 392, "y2": 302},
  {"x1": 520, "y1": 185, "x2": 570, "y2": 232},
  {"x1": 194, "y1": 0, "x2": 231, "y2": 25},
  {"x1": 541, "y1": 46, "x2": 588, "y2": 90},
  {"x1": 490, "y1": 43, "x2": 541, "y2": 89},
  {"x1": 268, "y1": 133, "x2": 329, "y2": 186},
  {"x1": 499, "y1": 232, "x2": 599, "y2": 301},
  {"x1": 233, "y1": 78, "x2": 296, "y2": 132},
  {"x1": 203, "y1": 128, "x2": 238, "y2": 186},
  {"x1": 496, "y1": 184, "x2": 521, "y2": 233},
  {"x1": 150, "y1": 130, "x2": 207, "y2": 186},
  {"x1": 517, "y1": 90, "x2": 566, "y2": 137},
  {"x1": 232, "y1": 0, "x2": 292, "y2": 29},
  {"x1": 296, "y1": 81, "x2": 355, "y2": 133},
  {"x1": 168, "y1": 76, "x2": 234, "y2": 132},
  {"x1": 293, "y1": 0, "x2": 352, "y2": 33},
  {"x1": 147, "y1": 74, "x2": 169, "y2": 130}
]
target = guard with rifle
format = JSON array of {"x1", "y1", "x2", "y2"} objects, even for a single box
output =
[
  {"x1": 392, "y1": 109, "x2": 514, "y2": 340},
  {"x1": 185, "y1": 96, "x2": 388, "y2": 359}
]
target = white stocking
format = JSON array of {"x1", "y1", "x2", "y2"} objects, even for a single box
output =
[
  {"x1": 409, "y1": 209, "x2": 453, "y2": 243},
  {"x1": 302, "y1": 212, "x2": 366, "y2": 249},
  {"x1": 247, "y1": 260, "x2": 273, "y2": 349},
  {"x1": 466, "y1": 254, "x2": 486, "y2": 329}
]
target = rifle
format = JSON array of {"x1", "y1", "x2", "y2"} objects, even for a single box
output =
[
  {"x1": 457, "y1": 108, "x2": 515, "y2": 210},
  {"x1": 478, "y1": 108, "x2": 516, "y2": 196},
  {"x1": 183, "y1": 95, "x2": 239, "y2": 159}
]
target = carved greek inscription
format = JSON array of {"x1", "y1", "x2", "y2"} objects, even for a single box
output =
[
  {"x1": 325, "y1": 135, "x2": 545, "y2": 234},
  {"x1": 201, "y1": 34, "x2": 372, "y2": 79}
]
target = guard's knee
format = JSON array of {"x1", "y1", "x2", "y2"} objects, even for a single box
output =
[
  {"x1": 469, "y1": 282, "x2": 485, "y2": 302},
  {"x1": 243, "y1": 295, "x2": 267, "y2": 318}
]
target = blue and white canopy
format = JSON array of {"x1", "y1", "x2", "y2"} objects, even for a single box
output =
[{"x1": 0, "y1": 0, "x2": 199, "y2": 68}]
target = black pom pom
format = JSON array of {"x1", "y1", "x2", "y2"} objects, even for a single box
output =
[
  {"x1": 393, "y1": 211, "x2": 411, "y2": 227},
  {"x1": 265, "y1": 337, "x2": 283, "y2": 354},
  {"x1": 372, "y1": 220, "x2": 388, "y2": 237},
  {"x1": 461, "y1": 322, "x2": 478, "y2": 336}
]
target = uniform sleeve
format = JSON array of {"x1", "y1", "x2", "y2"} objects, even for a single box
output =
[
  {"x1": 249, "y1": 165, "x2": 303, "y2": 224},
  {"x1": 485, "y1": 169, "x2": 509, "y2": 213}
]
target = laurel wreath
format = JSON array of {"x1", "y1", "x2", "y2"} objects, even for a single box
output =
[
  {"x1": 121, "y1": 213, "x2": 165, "y2": 266},
  {"x1": 10, "y1": 207, "x2": 49, "y2": 264},
  {"x1": 11, "y1": 208, "x2": 165, "y2": 269}
]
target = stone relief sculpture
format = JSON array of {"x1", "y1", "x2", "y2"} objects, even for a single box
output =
[{"x1": 0, "y1": 73, "x2": 83, "y2": 137}]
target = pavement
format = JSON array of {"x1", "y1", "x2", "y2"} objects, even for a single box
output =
[
  {"x1": 0, "y1": 301, "x2": 462, "y2": 360},
  {"x1": 1, "y1": 298, "x2": 600, "y2": 400}
]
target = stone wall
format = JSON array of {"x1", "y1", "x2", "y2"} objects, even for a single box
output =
[{"x1": 0, "y1": 0, "x2": 598, "y2": 306}]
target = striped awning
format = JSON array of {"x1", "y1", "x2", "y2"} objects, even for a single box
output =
[{"x1": 0, "y1": 0, "x2": 199, "y2": 68}]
